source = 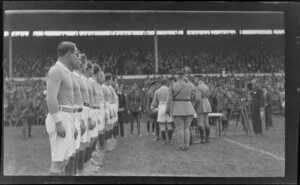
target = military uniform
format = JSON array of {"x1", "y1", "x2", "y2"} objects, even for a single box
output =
[
  {"x1": 195, "y1": 81, "x2": 212, "y2": 143},
  {"x1": 265, "y1": 90, "x2": 273, "y2": 130},
  {"x1": 126, "y1": 87, "x2": 143, "y2": 136},
  {"x1": 166, "y1": 77, "x2": 196, "y2": 150},
  {"x1": 216, "y1": 88, "x2": 233, "y2": 131},
  {"x1": 117, "y1": 90, "x2": 126, "y2": 137}
]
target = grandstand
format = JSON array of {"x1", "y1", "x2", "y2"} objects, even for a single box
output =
[
  {"x1": 4, "y1": 11, "x2": 284, "y2": 78},
  {"x1": 3, "y1": 10, "x2": 285, "y2": 122}
]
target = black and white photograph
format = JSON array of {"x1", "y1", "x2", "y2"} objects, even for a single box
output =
[{"x1": 1, "y1": 1, "x2": 299, "y2": 183}]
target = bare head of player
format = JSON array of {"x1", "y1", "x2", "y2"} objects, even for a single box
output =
[
  {"x1": 86, "y1": 60, "x2": 94, "y2": 78},
  {"x1": 57, "y1": 41, "x2": 81, "y2": 71}
]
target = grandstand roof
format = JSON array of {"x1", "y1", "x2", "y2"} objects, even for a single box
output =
[{"x1": 4, "y1": 2, "x2": 284, "y2": 30}]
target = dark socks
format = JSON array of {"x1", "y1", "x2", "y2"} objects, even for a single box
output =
[
  {"x1": 199, "y1": 126, "x2": 205, "y2": 143},
  {"x1": 105, "y1": 131, "x2": 108, "y2": 140},
  {"x1": 147, "y1": 121, "x2": 150, "y2": 133},
  {"x1": 222, "y1": 120, "x2": 226, "y2": 130},
  {"x1": 168, "y1": 130, "x2": 173, "y2": 140},
  {"x1": 152, "y1": 121, "x2": 155, "y2": 133},
  {"x1": 70, "y1": 156, "x2": 76, "y2": 175},
  {"x1": 99, "y1": 133, "x2": 104, "y2": 150},
  {"x1": 84, "y1": 146, "x2": 90, "y2": 163},
  {"x1": 73, "y1": 153, "x2": 78, "y2": 175},
  {"x1": 189, "y1": 128, "x2": 193, "y2": 145},
  {"x1": 161, "y1": 131, "x2": 166, "y2": 141},
  {"x1": 65, "y1": 158, "x2": 72, "y2": 176},
  {"x1": 102, "y1": 133, "x2": 106, "y2": 150},
  {"x1": 78, "y1": 150, "x2": 84, "y2": 170}
]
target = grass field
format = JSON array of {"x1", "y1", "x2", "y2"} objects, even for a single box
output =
[{"x1": 3, "y1": 115, "x2": 285, "y2": 177}]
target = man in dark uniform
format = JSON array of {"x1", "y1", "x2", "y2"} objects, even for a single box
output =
[
  {"x1": 126, "y1": 83, "x2": 143, "y2": 136},
  {"x1": 117, "y1": 85, "x2": 126, "y2": 137},
  {"x1": 19, "y1": 91, "x2": 35, "y2": 139},
  {"x1": 264, "y1": 87, "x2": 274, "y2": 130},
  {"x1": 250, "y1": 80, "x2": 265, "y2": 135}
]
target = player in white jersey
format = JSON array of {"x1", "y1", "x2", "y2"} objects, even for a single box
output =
[
  {"x1": 45, "y1": 41, "x2": 81, "y2": 175},
  {"x1": 73, "y1": 54, "x2": 96, "y2": 175},
  {"x1": 88, "y1": 64, "x2": 101, "y2": 166},
  {"x1": 81, "y1": 61, "x2": 99, "y2": 174},
  {"x1": 95, "y1": 71, "x2": 108, "y2": 163},
  {"x1": 103, "y1": 74, "x2": 116, "y2": 151},
  {"x1": 109, "y1": 75, "x2": 119, "y2": 147},
  {"x1": 64, "y1": 67, "x2": 83, "y2": 176},
  {"x1": 100, "y1": 72, "x2": 110, "y2": 152},
  {"x1": 88, "y1": 64, "x2": 106, "y2": 167},
  {"x1": 70, "y1": 54, "x2": 88, "y2": 176}
]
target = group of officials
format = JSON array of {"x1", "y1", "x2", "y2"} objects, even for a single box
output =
[
  {"x1": 142, "y1": 72, "x2": 213, "y2": 150},
  {"x1": 45, "y1": 41, "x2": 119, "y2": 176}
]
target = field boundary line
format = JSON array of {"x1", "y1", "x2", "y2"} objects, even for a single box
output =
[{"x1": 223, "y1": 138, "x2": 285, "y2": 161}]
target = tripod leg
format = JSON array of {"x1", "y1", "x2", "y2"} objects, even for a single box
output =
[
  {"x1": 243, "y1": 105, "x2": 252, "y2": 135},
  {"x1": 235, "y1": 110, "x2": 240, "y2": 130},
  {"x1": 241, "y1": 110, "x2": 248, "y2": 135}
]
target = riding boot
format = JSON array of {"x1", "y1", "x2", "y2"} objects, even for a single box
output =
[
  {"x1": 205, "y1": 127, "x2": 210, "y2": 143},
  {"x1": 198, "y1": 126, "x2": 205, "y2": 143}
]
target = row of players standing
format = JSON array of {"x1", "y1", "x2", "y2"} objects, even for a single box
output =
[{"x1": 45, "y1": 41, "x2": 120, "y2": 176}]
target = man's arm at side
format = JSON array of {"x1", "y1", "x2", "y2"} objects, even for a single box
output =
[
  {"x1": 166, "y1": 87, "x2": 173, "y2": 115},
  {"x1": 46, "y1": 67, "x2": 61, "y2": 115}
]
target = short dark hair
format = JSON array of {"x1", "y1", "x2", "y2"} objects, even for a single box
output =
[
  {"x1": 160, "y1": 78, "x2": 168, "y2": 85},
  {"x1": 112, "y1": 75, "x2": 117, "y2": 81},
  {"x1": 56, "y1": 41, "x2": 76, "y2": 57},
  {"x1": 93, "y1": 64, "x2": 101, "y2": 75},
  {"x1": 177, "y1": 70, "x2": 184, "y2": 77},
  {"x1": 86, "y1": 60, "x2": 93, "y2": 71},
  {"x1": 79, "y1": 54, "x2": 87, "y2": 64},
  {"x1": 105, "y1": 73, "x2": 112, "y2": 81}
]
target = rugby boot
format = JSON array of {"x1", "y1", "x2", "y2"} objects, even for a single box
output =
[{"x1": 205, "y1": 127, "x2": 210, "y2": 143}]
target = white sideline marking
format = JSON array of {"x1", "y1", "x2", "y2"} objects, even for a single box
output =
[{"x1": 223, "y1": 138, "x2": 285, "y2": 161}]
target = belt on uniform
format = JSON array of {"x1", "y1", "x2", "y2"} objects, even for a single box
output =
[
  {"x1": 83, "y1": 102, "x2": 90, "y2": 107},
  {"x1": 173, "y1": 99, "x2": 191, "y2": 101},
  {"x1": 91, "y1": 106, "x2": 100, "y2": 109},
  {"x1": 59, "y1": 106, "x2": 82, "y2": 113}
]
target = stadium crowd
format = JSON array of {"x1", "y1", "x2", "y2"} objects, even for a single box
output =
[
  {"x1": 4, "y1": 73, "x2": 285, "y2": 128},
  {"x1": 3, "y1": 35, "x2": 284, "y2": 77},
  {"x1": 4, "y1": 79, "x2": 47, "y2": 128}
]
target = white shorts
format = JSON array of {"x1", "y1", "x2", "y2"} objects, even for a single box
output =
[
  {"x1": 105, "y1": 105, "x2": 112, "y2": 125},
  {"x1": 89, "y1": 108, "x2": 98, "y2": 138},
  {"x1": 45, "y1": 111, "x2": 75, "y2": 162},
  {"x1": 80, "y1": 106, "x2": 89, "y2": 143},
  {"x1": 157, "y1": 104, "x2": 173, "y2": 123},
  {"x1": 99, "y1": 104, "x2": 105, "y2": 132},
  {"x1": 74, "y1": 106, "x2": 82, "y2": 151}
]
